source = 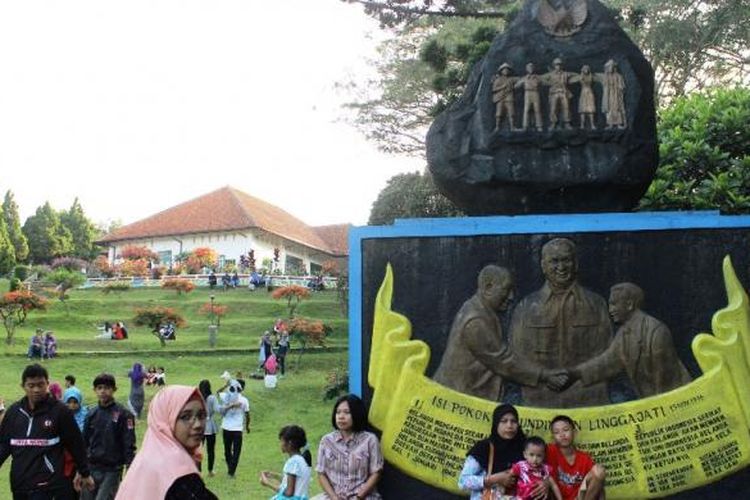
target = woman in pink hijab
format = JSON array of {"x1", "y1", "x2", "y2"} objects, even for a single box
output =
[{"x1": 116, "y1": 385, "x2": 217, "y2": 500}]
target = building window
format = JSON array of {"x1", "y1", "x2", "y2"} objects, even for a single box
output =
[
  {"x1": 310, "y1": 262, "x2": 322, "y2": 275},
  {"x1": 285, "y1": 255, "x2": 306, "y2": 276},
  {"x1": 158, "y1": 250, "x2": 173, "y2": 266}
]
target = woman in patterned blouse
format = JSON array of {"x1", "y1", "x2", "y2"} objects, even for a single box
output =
[{"x1": 315, "y1": 394, "x2": 384, "y2": 499}]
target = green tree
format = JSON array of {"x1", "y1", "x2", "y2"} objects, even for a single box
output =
[
  {"x1": 345, "y1": 1, "x2": 749, "y2": 154},
  {"x1": 22, "y1": 202, "x2": 73, "y2": 263},
  {"x1": 60, "y1": 198, "x2": 97, "y2": 259},
  {"x1": 3, "y1": 191, "x2": 29, "y2": 263},
  {"x1": 46, "y1": 267, "x2": 86, "y2": 307},
  {"x1": 369, "y1": 171, "x2": 463, "y2": 224},
  {"x1": 0, "y1": 208, "x2": 15, "y2": 275},
  {"x1": 639, "y1": 87, "x2": 750, "y2": 213}
]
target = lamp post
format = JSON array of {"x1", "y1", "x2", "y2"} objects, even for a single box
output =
[{"x1": 208, "y1": 294, "x2": 217, "y2": 348}]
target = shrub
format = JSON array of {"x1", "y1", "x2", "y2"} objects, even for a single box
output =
[
  {"x1": 92, "y1": 256, "x2": 115, "y2": 278},
  {"x1": 323, "y1": 365, "x2": 349, "y2": 400},
  {"x1": 0, "y1": 290, "x2": 48, "y2": 344},
  {"x1": 100, "y1": 281, "x2": 131, "y2": 294},
  {"x1": 188, "y1": 247, "x2": 218, "y2": 271},
  {"x1": 120, "y1": 245, "x2": 159, "y2": 262},
  {"x1": 198, "y1": 301, "x2": 228, "y2": 326},
  {"x1": 9, "y1": 278, "x2": 22, "y2": 292},
  {"x1": 46, "y1": 268, "x2": 86, "y2": 301},
  {"x1": 271, "y1": 285, "x2": 311, "y2": 317},
  {"x1": 133, "y1": 306, "x2": 186, "y2": 330},
  {"x1": 288, "y1": 317, "x2": 330, "y2": 347},
  {"x1": 119, "y1": 259, "x2": 150, "y2": 277},
  {"x1": 640, "y1": 87, "x2": 750, "y2": 212},
  {"x1": 161, "y1": 278, "x2": 195, "y2": 295}
]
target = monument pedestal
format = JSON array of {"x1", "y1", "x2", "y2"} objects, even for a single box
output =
[{"x1": 350, "y1": 212, "x2": 750, "y2": 499}]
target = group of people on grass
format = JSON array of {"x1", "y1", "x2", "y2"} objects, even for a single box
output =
[
  {"x1": 0, "y1": 361, "x2": 604, "y2": 500},
  {"x1": 27, "y1": 328, "x2": 58, "y2": 359},
  {"x1": 94, "y1": 321, "x2": 129, "y2": 341}
]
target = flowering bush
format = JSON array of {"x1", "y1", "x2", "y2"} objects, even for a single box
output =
[
  {"x1": 324, "y1": 365, "x2": 349, "y2": 400},
  {"x1": 151, "y1": 265, "x2": 166, "y2": 279},
  {"x1": 271, "y1": 285, "x2": 311, "y2": 317},
  {"x1": 92, "y1": 256, "x2": 115, "y2": 278},
  {"x1": 166, "y1": 263, "x2": 186, "y2": 276},
  {"x1": 321, "y1": 260, "x2": 340, "y2": 276},
  {"x1": 119, "y1": 259, "x2": 150, "y2": 277},
  {"x1": 120, "y1": 245, "x2": 159, "y2": 262},
  {"x1": 161, "y1": 278, "x2": 195, "y2": 294},
  {"x1": 288, "y1": 317, "x2": 330, "y2": 347},
  {"x1": 0, "y1": 291, "x2": 48, "y2": 344},
  {"x1": 185, "y1": 247, "x2": 217, "y2": 273},
  {"x1": 198, "y1": 302, "x2": 228, "y2": 326}
]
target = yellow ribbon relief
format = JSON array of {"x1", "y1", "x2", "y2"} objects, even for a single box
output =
[{"x1": 367, "y1": 257, "x2": 750, "y2": 498}]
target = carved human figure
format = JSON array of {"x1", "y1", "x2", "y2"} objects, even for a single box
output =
[
  {"x1": 509, "y1": 238, "x2": 612, "y2": 408},
  {"x1": 569, "y1": 283, "x2": 692, "y2": 398},
  {"x1": 514, "y1": 63, "x2": 544, "y2": 131},
  {"x1": 433, "y1": 265, "x2": 567, "y2": 401},
  {"x1": 491, "y1": 63, "x2": 519, "y2": 132},
  {"x1": 570, "y1": 64, "x2": 597, "y2": 129},
  {"x1": 543, "y1": 58, "x2": 576, "y2": 129},
  {"x1": 598, "y1": 59, "x2": 626, "y2": 129}
]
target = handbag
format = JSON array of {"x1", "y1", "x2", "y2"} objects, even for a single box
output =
[{"x1": 481, "y1": 443, "x2": 495, "y2": 500}]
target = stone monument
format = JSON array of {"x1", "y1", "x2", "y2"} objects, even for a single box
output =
[{"x1": 426, "y1": 0, "x2": 657, "y2": 215}]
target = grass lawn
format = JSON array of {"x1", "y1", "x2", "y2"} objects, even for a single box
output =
[
  {"x1": 0, "y1": 286, "x2": 349, "y2": 498},
  {"x1": 1, "y1": 287, "x2": 347, "y2": 354}
]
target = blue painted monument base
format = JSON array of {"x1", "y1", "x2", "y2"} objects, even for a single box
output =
[{"x1": 349, "y1": 212, "x2": 750, "y2": 499}]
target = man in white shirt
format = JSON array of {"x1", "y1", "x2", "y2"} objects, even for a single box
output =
[{"x1": 219, "y1": 380, "x2": 250, "y2": 478}]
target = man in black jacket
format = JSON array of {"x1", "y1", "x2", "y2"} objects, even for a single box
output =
[
  {"x1": 81, "y1": 373, "x2": 136, "y2": 500},
  {"x1": 0, "y1": 363, "x2": 94, "y2": 499}
]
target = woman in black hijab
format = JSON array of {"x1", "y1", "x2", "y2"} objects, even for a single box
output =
[{"x1": 459, "y1": 404, "x2": 547, "y2": 499}]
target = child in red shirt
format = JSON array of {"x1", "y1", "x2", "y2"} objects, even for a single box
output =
[
  {"x1": 547, "y1": 415, "x2": 606, "y2": 500},
  {"x1": 511, "y1": 436, "x2": 562, "y2": 500}
]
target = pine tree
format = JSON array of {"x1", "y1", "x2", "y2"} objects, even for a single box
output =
[{"x1": 3, "y1": 191, "x2": 29, "y2": 263}]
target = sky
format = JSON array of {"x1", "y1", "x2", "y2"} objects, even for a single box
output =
[{"x1": 0, "y1": 0, "x2": 421, "y2": 229}]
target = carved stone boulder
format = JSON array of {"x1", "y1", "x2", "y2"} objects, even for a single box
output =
[{"x1": 426, "y1": 0, "x2": 658, "y2": 215}]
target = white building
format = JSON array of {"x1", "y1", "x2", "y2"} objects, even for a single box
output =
[{"x1": 97, "y1": 186, "x2": 349, "y2": 274}]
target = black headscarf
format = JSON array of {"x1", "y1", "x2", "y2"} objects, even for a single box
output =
[{"x1": 467, "y1": 404, "x2": 526, "y2": 473}]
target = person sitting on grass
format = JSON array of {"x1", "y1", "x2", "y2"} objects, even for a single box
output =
[
  {"x1": 27, "y1": 329, "x2": 44, "y2": 359},
  {"x1": 546, "y1": 415, "x2": 606, "y2": 500},
  {"x1": 260, "y1": 424, "x2": 312, "y2": 500},
  {"x1": 43, "y1": 331, "x2": 58, "y2": 359}
]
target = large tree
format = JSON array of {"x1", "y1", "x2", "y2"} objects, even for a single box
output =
[
  {"x1": 22, "y1": 202, "x2": 73, "y2": 263},
  {"x1": 368, "y1": 171, "x2": 463, "y2": 224},
  {"x1": 3, "y1": 191, "x2": 29, "y2": 263},
  {"x1": 0, "y1": 207, "x2": 15, "y2": 275},
  {"x1": 345, "y1": 0, "x2": 749, "y2": 155},
  {"x1": 60, "y1": 198, "x2": 97, "y2": 259}
]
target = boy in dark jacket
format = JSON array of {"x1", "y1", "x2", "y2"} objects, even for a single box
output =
[
  {"x1": 0, "y1": 363, "x2": 94, "y2": 498},
  {"x1": 82, "y1": 373, "x2": 136, "y2": 500}
]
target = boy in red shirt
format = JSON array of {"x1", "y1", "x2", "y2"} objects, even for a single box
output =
[{"x1": 547, "y1": 415, "x2": 606, "y2": 500}]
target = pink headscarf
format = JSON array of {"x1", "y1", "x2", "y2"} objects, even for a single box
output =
[
  {"x1": 49, "y1": 382, "x2": 63, "y2": 400},
  {"x1": 115, "y1": 385, "x2": 205, "y2": 500}
]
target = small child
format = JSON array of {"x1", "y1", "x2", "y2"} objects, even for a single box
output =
[
  {"x1": 547, "y1": 415, "x2": 606, "y2": 500},
  {"x1": 260, "y1": 425, "x2": 312, "y2": 500},
  {"x1": 511, "y1": 436, "x2": 562, "y2": 500}
]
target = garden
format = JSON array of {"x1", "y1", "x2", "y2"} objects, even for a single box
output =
[{"x1": 0, "y1": 278, "x2": 349, "y2": 498}]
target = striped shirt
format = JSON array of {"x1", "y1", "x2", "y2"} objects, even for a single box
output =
[{"x1": 316, "y1": 431, "x2": 383, "y2": 499}]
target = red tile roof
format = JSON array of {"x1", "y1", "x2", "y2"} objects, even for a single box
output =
[
  {"x1": 312, "y1": 224, "x2": 350, "y2": 256},
  {"x1": 98, "y1": 186, "x2": 348, "y2": 255}
]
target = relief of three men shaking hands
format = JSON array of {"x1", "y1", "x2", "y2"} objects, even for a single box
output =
[{"x1": 433, "y1": 238, "x2": 691, "y2": 408}]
